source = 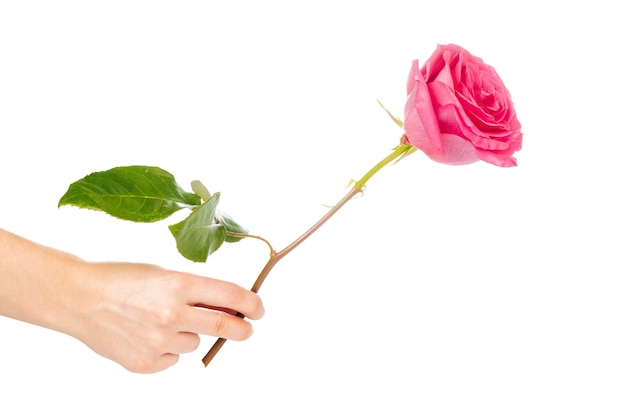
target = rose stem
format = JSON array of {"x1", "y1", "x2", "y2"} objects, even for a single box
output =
[{"x1": 201, "y1": 144, "x2": 414, "y2": 367}]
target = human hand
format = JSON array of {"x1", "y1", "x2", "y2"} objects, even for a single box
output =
[{"x1": 62, "y1": 262, "x2": 264, "y2": 373}]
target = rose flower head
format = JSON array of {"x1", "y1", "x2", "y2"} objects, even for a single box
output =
[{"x1": 403, "y1": 44, "x2": 522, "y2": 167}]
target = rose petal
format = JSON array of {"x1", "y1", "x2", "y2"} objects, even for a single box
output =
[
  {"x1": 436, "y1": 105, "x2": 512, "y2": 151},
  {"x1": 475, "y1": 149, "x2": 518, "y2": 167},
  {"x1": 434, "y1": 133, "x2": 479, "y2": 165},
  {"x1": 403, "y1": 60, "x2": 443, "y2": 158}
]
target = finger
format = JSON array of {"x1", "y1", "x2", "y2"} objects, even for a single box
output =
[
  {"x1": 131, "y1": 353, "x2": 180, "y2": 374},
  {"x1": 194, "y1": 304, "x2": 239, "y2": 316},
  {"x1": 181, "y1": 273, "x2": 264, "y2": 320},
  {"x1": 154, "y1": 353, "x2": 180, "y2": 372},
  {"x1": 182, "y1": 307, "x2": 255, "y2": 341},
  {"x1": 167, "y1": 331, "x2": 201, "y2": 355}
]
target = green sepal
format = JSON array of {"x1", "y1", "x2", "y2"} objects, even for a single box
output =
[
  {"x1": 377, "y1": 99, "x2": 404, "y2": 128},
  {"x1": 58, "y1": 166, "x2": 201, "y2": 222}
]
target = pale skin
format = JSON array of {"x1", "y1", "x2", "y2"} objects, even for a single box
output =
[{"x1": 0, "y1": 228, "x2": 264, "y2": 373}]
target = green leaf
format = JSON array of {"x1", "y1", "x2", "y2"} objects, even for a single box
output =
[
  {"x1": 190, "y1": 180, "x2": 212, "y2": 202},
  {"x1": 58, "y1": 166, "x2": 201, "y2": 223},
  {"x1": 168, "y1": 193, "x2": 227, "y2": 262},
  {"x1": 217, "y1": 211, "x2": 248, "y2": 243}
]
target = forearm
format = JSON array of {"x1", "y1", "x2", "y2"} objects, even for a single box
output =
[{"x1": 0, "y1": 228, "x2": 88, "y2": 335}]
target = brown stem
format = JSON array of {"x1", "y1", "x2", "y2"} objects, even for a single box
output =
[{"x1": 201, "y1": 187, "x2": 362, "y2": 367}]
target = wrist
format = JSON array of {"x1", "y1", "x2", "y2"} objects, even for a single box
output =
[
  {"x1": 0, "y1": 229, "x2": 97, "y2": 338},
  {"x1": 34, "y1": 254, "x2": 94, "y2": 337}
]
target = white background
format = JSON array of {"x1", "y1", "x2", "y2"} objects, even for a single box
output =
[{"x1": 1, "y1": 1, "x2": 624, "y2": 407}]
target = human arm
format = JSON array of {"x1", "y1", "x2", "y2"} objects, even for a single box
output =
[{"x1": 0, "y1": 228, "x2": 264, "y2": 373}]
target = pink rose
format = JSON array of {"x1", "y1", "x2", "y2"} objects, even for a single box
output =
[{"x1": 403, "y1": 44, "x2": 522, "y2": 167}]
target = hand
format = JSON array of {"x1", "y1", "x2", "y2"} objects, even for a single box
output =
[
  {"x1": 0, "y1": 228, "x2": 264, "y2": 374},
  {"x1": 65, "y1": 262, "x2": 265, "y2": 373}
]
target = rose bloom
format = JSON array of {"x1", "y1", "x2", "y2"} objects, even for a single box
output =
[{"x1": 403, "y1": 44, "x2": 522, "y2": 167}]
